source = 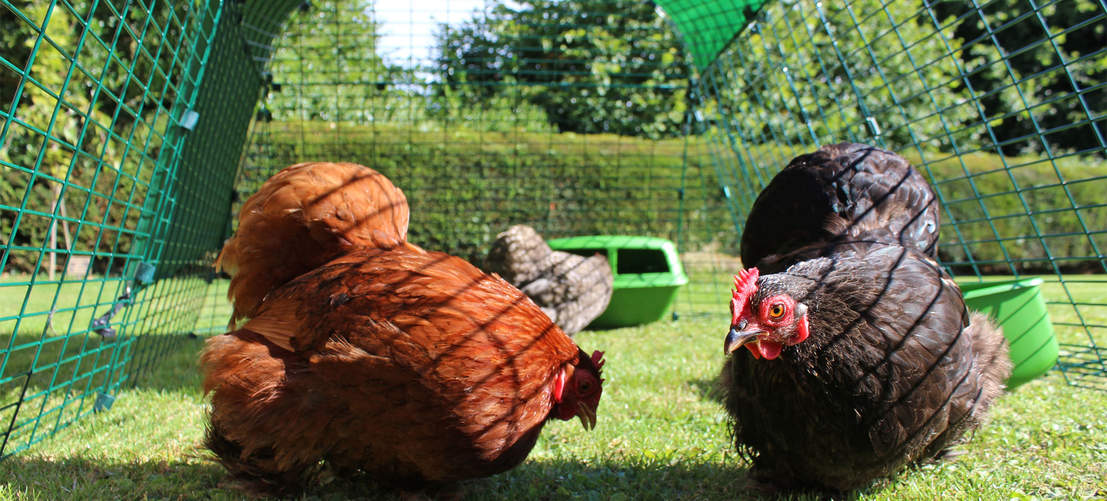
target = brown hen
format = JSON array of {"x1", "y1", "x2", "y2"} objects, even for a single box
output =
[{"x1": 203, "y1": 163, "x2": 604, "y2": 494}]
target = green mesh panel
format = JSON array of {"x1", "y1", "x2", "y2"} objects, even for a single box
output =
[
  {"x1": 221, "y1": 0, "x2": 1107, "y2": 394},
  {"x1": 0, "y1": 0, "x2": 300, "y2": 458},
  {"x1": 654, "y1": 0, "x2": 768, "y2": 71},
  {"x1": 234, "y1": 0, "x2": 707, "y2": 267},
  {"x1": 0, "y1": 0, "x2": 222, "y2": 458}
]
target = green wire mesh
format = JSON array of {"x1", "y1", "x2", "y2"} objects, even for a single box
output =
[
  {"x1": 695, "y1": 0, "x2": 1107, "y2": 390},
  {"x1": 0, "y1": 0, "x2": 219, "y2": 458},
  {"x1": 237, "y1": 0, "x2": 711, "y2": 264},
  {"x1": 0, "y1": 0, "x2": 304, "y2": 458},
  {"x1": 2, "y1": 0, "x2": 1105, "y2": 461}
]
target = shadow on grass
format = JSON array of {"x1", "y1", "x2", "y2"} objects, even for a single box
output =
[
  {"x1": 481, "y1": 457, "x2": 898, "y2": 501},
  {"x1": 1, "y1": 453, "x2": 789, "y2": 500},
  {"x1": 123, "y1": 332, "x2": 206, "y2": 392},
  {"x1": 690, "y1": 376, "x2": 727, "y2": 404},
  {"x1": 1, "y1": 454, "x2": 230, "y2": 500},
  {"x1": 443, "y1": 457, "x2": 855, "y2": 501},
  {"x1": 469, "y1": 458, "x2": 758, "y2": 501},
  {"x1": 277, "y1": 457, "x2": 797, "y2": 501},
  {"x1": 0, "y1": 332, "x2": 206, "y2": 460},
  {"x1": 2, "y1": 446, "x2": 892, "y2": 501}
]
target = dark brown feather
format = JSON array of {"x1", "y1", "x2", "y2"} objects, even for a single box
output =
[
  {"x1": 723, "y1": 244, "x2": 1010, "y2": 490},
  {"x1": 740, "y1": 143, "x2": 940, "y2": 269},
  {"x1": 724, "y1": 144, "x2": 1009, "y2": 491}
]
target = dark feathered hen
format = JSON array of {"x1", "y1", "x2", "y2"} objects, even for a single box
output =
[
  {"x1": 740, "y1": 143, "x2": 940, "y2": 272},
  {"x1": 721, "y1": 144, "x2": 1010, "y2": 492}
]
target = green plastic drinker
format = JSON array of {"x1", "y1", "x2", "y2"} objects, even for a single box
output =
[{"x1": 960, "y1": 278, "x2": 1059, "y2": 389}]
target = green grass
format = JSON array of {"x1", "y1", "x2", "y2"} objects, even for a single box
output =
[
  {"x1": 0, "y1": 276, "x2": 114, "y2": 338},
  {"x1": 0, "y1": 274, "x2": 233, "y2": 460},
  {"x1": 962, "y1": 275, "x2": 1107, "y2": 345},
  {"x1": 2, "y1": 282, "x2": 1106, "y2": 500}
]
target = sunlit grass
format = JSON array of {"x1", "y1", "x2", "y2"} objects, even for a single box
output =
[{"x1": 2, "y1": 291, "x2": 1105, "y2": 500}]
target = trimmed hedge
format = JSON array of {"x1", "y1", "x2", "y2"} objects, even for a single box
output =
[
  {"x1": 918, "y1": 151, "x2": 1106, "y2": 274},
  {"x1": 4, "y1": 122, "x2": 1102, "y2": 274},
  {"x1": 240, "y1": 122, "x2": 728, "y2": 263}
]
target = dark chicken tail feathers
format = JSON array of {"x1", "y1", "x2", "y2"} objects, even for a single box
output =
[
  {"x1": 920, "y1": 312, "x2": 1012, "y2": 464},
  {"x1": 204, "y1": 418, "x2": 319, "y2": 496},
  {"x1": 967, "y1": 311, "x2": 1013, "y2": 402}
]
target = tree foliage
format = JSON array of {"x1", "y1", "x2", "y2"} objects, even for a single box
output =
[
  {"x1": 1, "y1": 0, "x2": 188, "y2": 273},
  {"x1": 708, "y1": 0, "x2": 979, "y2": 151},
  {"x1": 264, "y1": 0, "x2": 414, "y2": 123},
  {"x1": 433, "y1": 0, "x2": 692, "y2": 138},
  {"x1": 936, "y1": 0, "x2": 1106, "y2": 157},
  {"x1": 708, "y1": 0, "x2": 1104, "y2": 156}
]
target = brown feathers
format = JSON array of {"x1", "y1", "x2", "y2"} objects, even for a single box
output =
[
  {"x1": 216, "y1": 162, "x2": 409, "y2": 327},
  {"x1": 203, "y1": 245, "x2": 579, "y2": 488}
]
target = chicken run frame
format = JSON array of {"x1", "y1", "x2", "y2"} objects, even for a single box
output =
[{"x1": 1, "y1": 0, "x2": 1105, "y2": 459}]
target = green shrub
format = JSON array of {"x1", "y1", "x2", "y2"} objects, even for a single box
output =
[
  {"x1": 8, "y1": 119, "x2": 1101, "y2": 275},
  {"x1": 237, "y1": 123, "x2": 1105, "y2": 273}
]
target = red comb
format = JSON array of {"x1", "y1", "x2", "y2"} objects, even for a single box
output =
[
  {"x1": 591, "y1": 350, "x2": 606, "y2": 383},
  {"x1": 591, "y1": 350, "x2": 605, "y2": 371},
  {"x1": 731, "y1": 268, "x2": 760, "y2": 325}
]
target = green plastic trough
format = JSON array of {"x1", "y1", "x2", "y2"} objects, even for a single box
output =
[
  {"x1": 960, "y1": 278, "x2": 1059, "y2": 389},
  {"x1": 547, "y1": 235, "x2": 688, "y2": 328}
]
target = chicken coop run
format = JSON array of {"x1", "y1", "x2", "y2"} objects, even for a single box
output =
[{"x1": 1, "y1": 0, "x2": 1105, "y2": 459}]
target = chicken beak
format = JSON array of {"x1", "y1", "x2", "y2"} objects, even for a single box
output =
[
  {"x1": 725, "y1": 325, "x2": 763, "y2": 355},
  {"x1": 577, "y1": 401, "x2": 597, "y2": 430}
]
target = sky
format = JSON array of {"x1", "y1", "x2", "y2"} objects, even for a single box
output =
[{"x1": 370, "y1": 0, "x2": 491, "y2": 66}]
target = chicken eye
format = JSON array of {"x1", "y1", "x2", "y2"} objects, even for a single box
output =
[
  {"x1": 577, "y1": 378, "x2": 594, "y2": 394},
  {"x1": 769, "y1": 303, "x2": 786, "y2": 319}
]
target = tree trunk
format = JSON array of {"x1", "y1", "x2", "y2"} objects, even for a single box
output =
[
  {"x1": 47, "y1": 182, "x2": 71, "y2": 280},
  {"x1": 48, "y1": 183, "x2": 59, "y2": 281}
]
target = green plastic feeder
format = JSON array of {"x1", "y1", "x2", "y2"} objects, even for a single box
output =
[
  {"x1": 547, "y1": 235, "x2": 688, "y2": 328},
  {"x1": 960, "y1": 278, "x2": 1059, "y2": 389}
]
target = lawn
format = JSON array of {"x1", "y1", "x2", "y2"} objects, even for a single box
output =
[{"x1": 2, "y1": 274, "x2": 1106, "y2": 500}]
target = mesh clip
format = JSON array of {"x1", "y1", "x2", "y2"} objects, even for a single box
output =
[
  {"x1": 94, "y1": 392, "x2": 116, "y2": 412},
  {"x1": 89, "y1": 286, "x2": 131, "y2": 341},
  {"x1": 180, "y1": 110, "x2": 200, "y2": 131},
  {"x1": 865, "y1": 116, "x2": 882, "y2": 137},
  {"x1": 134, "y1": 262, "x2": 156, "y2": 286},
  {"x1": 89, "y1": 262, "x2": 156, "y2": 340}
]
